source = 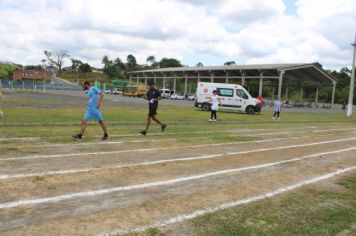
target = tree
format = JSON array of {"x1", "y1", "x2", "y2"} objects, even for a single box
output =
[
  {"x1": 224, "y1": 61, "x2": 236, "y2": 66},
  {"x1": 126, "y1": 54, "x2": 137, "y2": 71},
  {"x1": 158, "y1": 58, "x2": 182, "y2": 68},
  {"x1": 102, "y1": 55, "x2": 121, "y2": 79},
  {"x1": 43, "y1": 49, "x2": 70, "y2": 76},
  {"x1": 79, "y1": 63, "x2": 91, "y2": 75},
  {"x1": 114, "y1": 57, "x2": 127, "y2": 73},
  {"x1": 102, "y1": 55, "x2": 112, "y2": 68},
  {"x1": 196, "y1": 62, "x2": 204, "y2": 67},
  {"x1": 71, "y1": 59, "x2": 83, "y2": 84}
]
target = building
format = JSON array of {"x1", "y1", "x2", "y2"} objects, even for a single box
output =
[
  {"x1": 128, "y1": 63, "x2": 337, "y2": 107},
  {"x1": 13, "y1": 68, "x2": 52, "y2": 81}
]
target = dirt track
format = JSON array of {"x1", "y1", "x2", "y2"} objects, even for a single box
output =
[{"x1": 0, "y1": 125, "x2": 356, "y2": 235}]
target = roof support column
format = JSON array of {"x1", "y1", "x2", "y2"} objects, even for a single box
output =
[
  {"x1": 278, "y1": 70, "x2": 284, "y2": 101},
  {"x1": 259, "y1": 71, "x2": 263, "y2": 96},
  {"x1": 129, "y1": 74, "x2": 132, "y2": 85},
  {"x1": 210, "y1": 72, "x2": 214, "y2": 83},
  {"x1": 163, "y1": 74, "x2": 166, "y2": 89},
  {"x1": 184, "y1": 74, "x2": 188, "y2": 96},
  {"x1": 197, "y1": 72, "x2": 201, "y2": 83},
  {"x1": 315, "y1": 83, "x2": 319, "y2": 107},
  {"x1": 136, "y1": 74, "x2": 139, "y2": 84},
  {"x1": 332, "y1": 81, "x2": 336, "y2": 108},
  {"x1": 173, "y1": 73, "x2": 177, "y2": 92},
  {"x1": 241, "y1": 72, "x2": 246, "y2": 86},
  {"x1": 225, "y1": 72, "x2": 229, "y2": 84},
  {"x1": 154, "y1": 74, "x2": 157, "y2": 85},
  {"x1": 144, "y1": 74, "x2": 147, "y2": 87},
  {"x1": 300, "y1": 85, "x2": 303, "y2": 102}
]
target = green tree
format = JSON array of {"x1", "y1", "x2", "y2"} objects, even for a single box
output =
[
  {"x1": 159, "y1": 58, "x2": 182, "y2": 68},
  {"x1": 196, "y1": 62, "x2": 204, "y2": 67},
  {"x1": 0, "y1": 63, "x2": 17, "y2": 80},
  {"x1": 146, "y1": 55, "x2": 157, "y2": 66},
  {"x1": 79, "y1": 63, "x2": 91, "y2": 75},
  {"x1": 126, "y1": 54, "x2": 137, "y2": 71},
  {"x1": 224, "y1": 61, "x2": 236, "y2": 66},
  {"x1": 71, "y1": 59, "x2": 83, "y2": 84}
]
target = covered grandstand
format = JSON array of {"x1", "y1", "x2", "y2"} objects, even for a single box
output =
[{"x1": 128, "y1": 63, "x2": 337, "y2": 106}]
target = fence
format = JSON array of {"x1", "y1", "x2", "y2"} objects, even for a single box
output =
[{"x1": 0, "y1": 79, "x2": 82, "y2": 91}]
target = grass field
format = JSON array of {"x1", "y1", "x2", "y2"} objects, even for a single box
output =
[{"x1": 0, "y1": 90, "x2": 356, "y2": 236}]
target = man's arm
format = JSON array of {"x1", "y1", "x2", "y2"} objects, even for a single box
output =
[{"x1": 97, "y1": 93, "x2": 104, "y2": 109}]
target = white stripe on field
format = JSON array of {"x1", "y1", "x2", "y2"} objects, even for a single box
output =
[
  {"x1": 0, "y1": 146, "x2": 355, "y2": 209},
  {"x1": 17, "y1": 139, "x2": 175, "y2": 148},
  {"x1": 99, "y1": 165, "x2": 356, "y2": 236},
  {"x1": 0, "y1": 137, "x2": 40, "y2": 142},
  {"x1": 0, "y1": 139, "x2": 354, "y2": 181},
  {"x1": 1, "y1": 135, "x2": 355, "y2": 162}
]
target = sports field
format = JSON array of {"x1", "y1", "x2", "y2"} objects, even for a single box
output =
[{"x1": 0, "y1": 90, "x2": 356, "y2": 236}]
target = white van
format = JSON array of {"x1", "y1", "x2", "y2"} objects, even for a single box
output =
[
  {"x1": 195, "y1": 82, "x2": 262, "y2": 114},
  {"x1": 159, "y1": 89, "x2": 174, "y2": 99}
]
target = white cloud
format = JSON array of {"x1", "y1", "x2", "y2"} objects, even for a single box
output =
[{"x1": 0, "y1": 0, "x2": 355, "y2": 69}]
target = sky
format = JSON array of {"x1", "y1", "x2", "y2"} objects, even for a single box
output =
[{"x1": 0, "y1": 0, "x2": 355, "y2": 70}]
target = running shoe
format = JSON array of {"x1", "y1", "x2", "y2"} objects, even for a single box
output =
[
  {"x1": 101, "y1": 133, "x2": 109, "y2": 141},
  {"x1": 209, "y1": 119, "x2": 212, "y2": 122},
  {"x1": 161, "y1": 124, "x2": 167, "y2": 132},
  {"x1": 140, "y1": 130, "x2": 147, "y2": 136},
  {"x1": 72, "y1": 134, "x2": 82, "y2": 141}
]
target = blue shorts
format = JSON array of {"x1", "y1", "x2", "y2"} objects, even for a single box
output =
[{"x1": 84, "y1": 107, "x2": 103, "y2": 121}]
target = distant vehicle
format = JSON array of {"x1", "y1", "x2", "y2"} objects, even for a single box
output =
[
  {"x1": 123, "y1": 85, "x2": 146, "y2": 97},
  {"x1": 195, "y1": 82, "x2": 262, "y2": 115},
  {"x1": 187, "y1": 94, "x2": 196, "y2": 101},
  {"x1": 170, "y1": 93, "x2": 185, "y2": 100},
  {"x1": 160, "y1": 89, "x2": 174, "y2": 99},
  {"x1": 111, "y1": 88, "x2": 122, "y2": 95},
  {"x1": 104, "y1": 90, "x2": 111, "y2": 94}
]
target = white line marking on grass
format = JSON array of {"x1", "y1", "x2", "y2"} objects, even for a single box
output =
[
  {"x1": 99, "y1": 165, "x2": 356, "y2": 236},
  {"x1": 0, "y1": 144, "x2": 355, "y2": 181},
  {"x1": 0, "y1": 137, "x2": 40, "y2": 142},
  {"x1": 0, "y1": 146, "x2": 355, "y2": 209},
  {"x1": 17, "y1": 139, "x2": 176, "y2": 148},
  {"x1": 0, "y1": 137, "x2": 356, "y2": 161}
]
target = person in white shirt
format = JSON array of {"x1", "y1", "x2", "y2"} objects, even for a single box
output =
[
  {"x1": 273, "y1": 100, "x2": 282, "y2": 119},
  {"x1": 208, "y1": 90, "x2": 222, "y2": 122}
]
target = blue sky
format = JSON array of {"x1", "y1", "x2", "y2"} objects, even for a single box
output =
[{"x1": 0, "y1": 0, "x2": 355, "y2": 70}]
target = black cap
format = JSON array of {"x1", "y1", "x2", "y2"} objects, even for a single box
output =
[{"x1": 149, "y1": 80, "x2": 155, "y2": 85}]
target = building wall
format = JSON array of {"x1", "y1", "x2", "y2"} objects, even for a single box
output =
[{"x1": 13, "y1": 69, "x2": 51, "y2": 81}]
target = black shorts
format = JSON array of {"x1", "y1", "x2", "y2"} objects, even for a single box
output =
[{"x1": 148, "y1": 106, "x2": 158, "y2": 117}]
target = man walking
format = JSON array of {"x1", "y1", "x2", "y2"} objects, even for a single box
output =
[
  {"x1": 73, "y1": 81, "x2": 109, "y2": 141},
  {"x1": 140, "y1": 81, "x2": 166, "y2": 135}
]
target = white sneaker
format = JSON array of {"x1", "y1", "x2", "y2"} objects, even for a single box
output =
[
  {"x1": 212, "y1": 119, "x2": 217, "y2": 122},
  {"x1": 209, "y1": 119, "x2": 212, "y2": 122},
  {"x1": 273, "y1": 117, "x2": 275, "y2": 120},
  {"x1": 278, "y1": 117, "x2": 281, "y2": 120}
]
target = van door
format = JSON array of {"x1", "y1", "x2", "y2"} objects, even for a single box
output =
[
  {"x1": 236, "y1": 89, "x2": 249, "y2": 110},
  {"x1": 216, "y1": 87, "x2": 235, "y2": 110}
]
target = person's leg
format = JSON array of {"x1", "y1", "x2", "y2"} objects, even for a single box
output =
[
  {"x1": 213, "y1": 110, "x2": 217, "y2": 120},
  {"x1": 152, "y1": 115, "x2": 163, "y2": 126},
  {"x1": 277, "y1": 111, "x2": 280, "y2": 118},
  {"x1": 79, "y1": 119, "x2": 88, "y2": 135},
  {"x1": 98, "y1": 120, "x2": 108, "y2": 134},
  {"x1": 145, "y1": 115, "x2": 152, "y2": 132}
]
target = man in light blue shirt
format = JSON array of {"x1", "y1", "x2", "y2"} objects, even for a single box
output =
[{"x1": 73, "y1": 81, "x2": 109, "y2": 141}]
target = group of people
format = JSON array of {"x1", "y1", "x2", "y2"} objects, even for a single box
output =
[
  {"x1": 72, "y1": 81, "x2": 282, "y2": 140},
  {"x1": 72, "y1": 80, "x2": 166, "y2": 141}
]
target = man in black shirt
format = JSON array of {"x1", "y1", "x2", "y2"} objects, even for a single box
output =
[{"x1": 140, "y1": 80, "x2": 166, "y2": 135}]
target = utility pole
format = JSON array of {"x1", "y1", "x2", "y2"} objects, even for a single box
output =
[{"x1": 347, "y1": 33, "x2": 356, "y2": 117}]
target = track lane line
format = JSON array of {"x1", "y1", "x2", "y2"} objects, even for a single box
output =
[
  {"x1": 0, "y1": 137, "x2": 353, "y2": 180},
  {"x1": 0, "y1": 146, "x2": 355, "y2": 209},
  {"x1": 98, "y1": 165, "x2": 356, "y2": 236},
  {"x1": 0, "y1": 137, "x2": 356, "y2": 161}
]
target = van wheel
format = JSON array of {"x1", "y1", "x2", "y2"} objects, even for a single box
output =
[
  {"x1": 202, "y1": 103, "x2": 210, "y2": 112},
  {"x1": 246, "y1": 106, "x2": 255, "y2": 115}
]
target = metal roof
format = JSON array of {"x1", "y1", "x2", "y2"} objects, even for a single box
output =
[{"x1": 129, "y1": 63, "x2": 336, "y2": 83}]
